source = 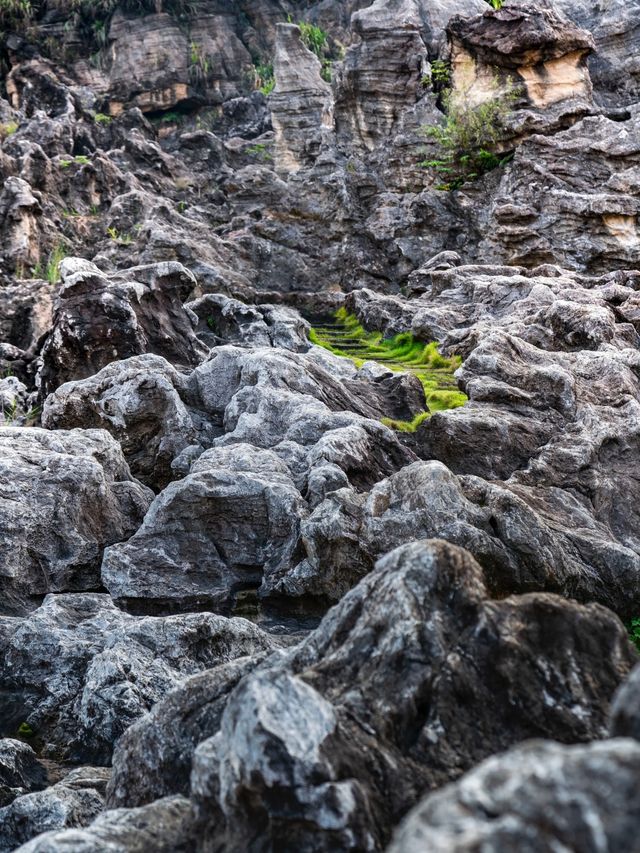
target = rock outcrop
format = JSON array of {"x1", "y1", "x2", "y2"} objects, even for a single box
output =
[{"x1": 389, "y1": 739, "x2": 640, "y2": 853}]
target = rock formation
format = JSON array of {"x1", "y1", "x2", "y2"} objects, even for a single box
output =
[{"x1": 0, "y1": 0, "x2": 639, "y2": 849}]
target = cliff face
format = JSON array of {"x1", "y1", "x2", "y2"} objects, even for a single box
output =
[{"x1": 1, "y1": 1, "x2": 640, "y2": 851}]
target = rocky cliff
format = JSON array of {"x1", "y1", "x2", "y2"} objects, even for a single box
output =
[{"x1": 1, "y1": 0, "x2": 640, "y2": 850}]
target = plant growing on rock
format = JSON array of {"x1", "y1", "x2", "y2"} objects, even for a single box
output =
[
  {"x1": 46, "y1": 244, "x2": 67, "y2": 284},
  {"x1": 422, "y1": 89, "x2": 515, "y2": 191}
]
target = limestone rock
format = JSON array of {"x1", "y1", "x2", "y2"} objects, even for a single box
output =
[
  {"x1": 0, "y1": 767, "x2": 108, "y2": 853},
  {"x1": 191, "y1": 540, "x2": 635, "y2": 851},
  {"x1": 0, "y1": 593, "x2": 275, "y2": 763},
  {"x1": 0, "y1": 740, "x2": 47, "y2": 808},
  {"x1": 0, "y1": 428, "x2": 152, "y2": 616},
  {"x1": 388, "y1": 739, "x2": 640, "y2": 853},
  {"x1": 14, "y1": 795, "x2": 196, "y2": 853},
  {"x1": 38, "y1": 260, "x2": 207, "y2": 398},
  {"x1": 271, "y1": 23, "x2": 334, "y2": 173}
]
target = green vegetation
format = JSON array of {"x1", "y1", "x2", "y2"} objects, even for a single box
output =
[
  {"x1": 310, "y1": 308, "x2": 466, "y2": 431},
  {"x1": 107, "y1": 226, "x2": 133, "y2": 244},
  {"x1": 629, "y1": 618, "x2": 640, "y2": 652},
  {"x1": 93, "y1": 112, "x2": 112, "y2": 126},
  {"x1": 486, "y1": 0, "x2": 504, "y2": 8},
  {"x1": 17, "y1": 721, "x2": 34, "y2": 737},
  {"x1": 246, "y1": 142, "x2": 272, "y2": 161},
  {"x1": 74, "y1": 154, "x2": 91, "y2": 164},
  {"x1": 428, "y1": 59, "x2": 450, "y2": 90},
  {"x1": 0, "y1": 120, "x2": 18, "y2": 138},
  {"x1": 254, "y1": 62, "x2": 275, "y2": 96},
  {"x1": 297, "y1": 21, "x2": 332, "y2": 82},
  {"x1": 422, "y1": 89, "x2": 515, "y2": 191},
  {"x1": 46, "y1": 244, "x2": 67, "y2": 284}
]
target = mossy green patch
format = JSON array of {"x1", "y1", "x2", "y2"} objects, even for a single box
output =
[{"x1": 310, "y1": 311, "x2": 467, "y2": 431}]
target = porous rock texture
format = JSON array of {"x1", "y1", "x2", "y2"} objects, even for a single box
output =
[{"x1": 1, "y1": 0, "x2": 640, "y2": 849}]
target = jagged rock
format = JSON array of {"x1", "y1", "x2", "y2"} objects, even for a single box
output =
[
  {"x1": 106, "y1": 655, "x2": 270, "y2": 808},
  {"x1": 38, "y1": 259, "x2": 207, "y2": 398},
  {"x1": 101, "y1": 444, "x2": 307, "y2": 613},
  {"x1": 13, "y1": 795, "x2": 195, "y2": 853},
  {"x1": 447, "y1": 2, "x2": 595, "y2": 142},
  {"x1": 0, "y1": 767, "x2": 108, "y2": 853},
  {"x1": 0, "y1": 740, "x2": 47, "y2": 808},
  {"x1": 271, "y1": 23, "x2": 334, "y2": 173},
  {"x1": 45, "y1": 339, "x2": 419, "y2": 496},
  {"x1": 186, "y1": 293, "x2": 311, "y2": 351},
  {"x1": 0, "y1": 592, "x2": 276, "y2": 763},
  {"x1": 41, "y1": 354, "x2": 205, "y2": 490},
  {"x1": 388, "y1": 739, "x2": 640, "y2": 853},
  {"x1": 0, "y1": 177, "x2": 42, "y2": 274},
  {"x1": 481, "y1": 114, "x2": 640, "y2": 271},
  {"x1": 553, "y1": 0, "x2": 640, "y2": 108},
  {"x1": 609, "y1": 662, "x2": 640, "y2": 742},
  {"x1": 190, "y1": 540, "x2": 636, "y2": 852},
  {"x1": 0, "y1": 427, "x2": 152, "y2": 616}
]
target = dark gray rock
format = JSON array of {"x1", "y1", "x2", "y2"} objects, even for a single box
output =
[
  {"x1": 609, "y1": 663, "x2": 640, "y2": 742},
  {"x1": 388, "y1": 739, "x2": 640, "y2": 853},
  {"x1": 0, "y1": 593, "x2": 276, "y2": 764},
  {"x1": 191, "y1": 539, "x2": 636, "y2": 852},
  {"x1": 0, "y1": 427, "x2": 152, "y2": 616},
  {"x1": 38, "y1": 259, "x2": 207, "y2": 398},
  {"x1": 14, "y1": 795, "x2": 196, "y2": 853},
  {"x1": 0, "y1": 740, "x2": 47, "y2": 808},
  {"x1": 0, "y1": 767, "x2": 108, "y2": 853}
]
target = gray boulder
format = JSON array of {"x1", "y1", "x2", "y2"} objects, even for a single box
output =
[
  {"x1": 0, "y1": 740, "x2": 47, "y2": 808},
  {"x1": 14, "y1": 795, "x2": 196, "y2": 853},
  {"x1": 388, "y1": 738, "x2": 640, "y2": 853},
  {"x1": 0, "y1": 593, "x2": 276, "y2": 763},
  {"x1": 190, "y1": 539, "x2": 636, "y2": 852},
  {"x1": 0, "y1": 427, "x2": 152, "y2": 616},
  {"x1": 0, "y1": 767, "x2": 108, "y2": 853}
]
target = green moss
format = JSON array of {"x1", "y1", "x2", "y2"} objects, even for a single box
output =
[
  {"x1": 310, "y1": 311, "x2": 467, "y2": 431},
  {"x1": 629, "y1": 618, "x2": 640, "y2": 652},
  {"x1": 17, "y1": 721, "x2": 34, "y2": 737}
]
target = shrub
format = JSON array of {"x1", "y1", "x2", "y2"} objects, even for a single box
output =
[
  {"x1": 422, "y1": 89, "x2": 515, "y2": 190},
  {"x1": 254, "y1": 62, "x2": 274, "y2": 96},
  {"x1": 46, "y1": 244, "x2": 67, "y2": 284}
]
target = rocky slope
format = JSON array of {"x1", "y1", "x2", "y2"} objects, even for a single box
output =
[{"x1": 1, "y1": 0, "x2": 640, "y2": 850}]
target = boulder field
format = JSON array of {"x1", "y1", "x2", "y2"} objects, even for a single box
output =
[{"x1": 1, "y1": 0, "x2": 640, "y2": 850}]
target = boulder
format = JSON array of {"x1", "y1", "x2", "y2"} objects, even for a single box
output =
[
  {"x1": 190, "y1": 540, "x2": 636, "y2": 851},
  {"x1": 388, "y1": 739, "x2": 640, "y2": 853},
  {"x1": 0, "y1": 593, "x2": 276, "y2": 763},
  {"x1": 0, "y1": 767, "x2": 108, "y2": 853},
  {"x1": 0, "y1": 740, "x2": 47, "y2": 808},
  {"x1": 0, "y1": 427, "x2": 152, "y2": 616}
]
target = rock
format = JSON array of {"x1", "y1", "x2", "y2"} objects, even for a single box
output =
[
  {"x1": 271, "y1": 23, "x2": 334, "y2": 174},
  {"x1": 42, "y1": 354, "x2": 204, "y2": 491},
  {"x1": 38, "y1": 260, "x2": 207, "y2": 398},
  {"x1": 0, "y1": 767, "x2": 108, "y2": 853},
  {"x1": 0, "y1": 427, "x2": 152, "y2": 616},
  {"x1": 101, "y1": 444, "x2": 306, "y2": 614},
  {"x1": 0, "y1": 740, "x2": 47, "y2": 808},
  {"x1": 14, "y1": 795, "x2": 196, "y2": 853},
  {"x1": 190, "y1": 539, "x2": 636, "y2": 851},
  {"x1": 0, "y1": 593, "x2": 276, "y2": 763},
  {"x1": 388, "y1": 739, "x2": 640, "y2": 853},
  {"x1": 553, "y1": 0, "x2": 640, "y2": 108},
  {"x1": 107, "y1": 655, "x2": 270, "y2": 808},
  {"x1": 609, "y1": 663, "x2": 640, "y2": 742},
  {"x1": 481, "y1": 114, "x2": 640, "y2": 272}
]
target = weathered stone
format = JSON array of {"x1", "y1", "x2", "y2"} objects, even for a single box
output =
[
  {"x1": 191, "y1": 540, "x2": 635, "y2": 851},
  {"x1": 0, "y1": 767, "x2": 108, "y2": 853},
  {"x1": 0, "y1": 740, "x2": 47, "y2": 808},
  {"x1": 0, "y1": 427, "x2": 152, "y2": 616},
  {"x1": 0, "y1": 593, "x2": 276, "y2": 763},
  {"x1": 38, "y1": 259, "x2": 207, "y2": 398},
  {"x1": 388, "y1": 739, "x2": 640, "y2": 853},
  {"x1": 14, "y1": 795, "x2": 196, "y2": 853}
]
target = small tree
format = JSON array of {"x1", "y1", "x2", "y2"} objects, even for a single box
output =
[{"x1": 422, "y1": 88, "x2": 515, "y2": 191}]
